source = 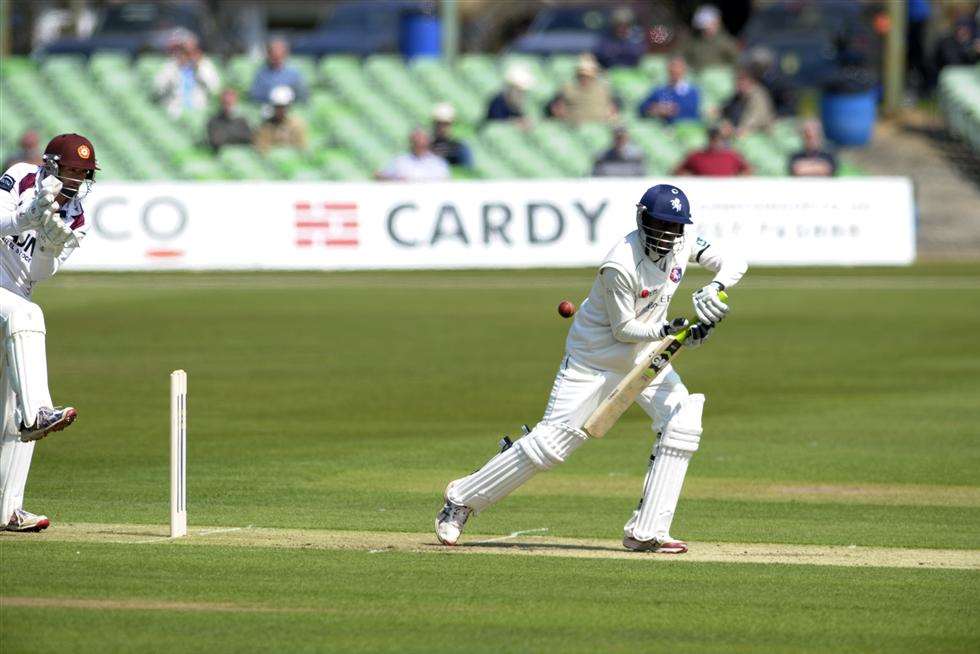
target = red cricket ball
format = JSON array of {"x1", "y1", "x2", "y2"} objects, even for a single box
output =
[{"x1": 557, "y1": 300, "x2": 576, "y2": 318}]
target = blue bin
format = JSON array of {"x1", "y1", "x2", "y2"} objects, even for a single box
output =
[
  {"x1": 400, "y1": 11, "x2": 441, "y2": 59},
  {"x1": 821, "y1": 90, "x2": 876, "y2": 146}
]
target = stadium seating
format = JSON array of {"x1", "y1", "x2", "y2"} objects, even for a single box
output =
[
  {"x1": 0, "y1": 54, "x2": 857, "y2": 180},
  {"x1": 939, "y1": 65, "x2": 980, "y2": 157}
]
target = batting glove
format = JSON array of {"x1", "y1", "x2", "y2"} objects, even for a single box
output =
[
  {"x1": 656, "y1": 317, "x2": 690, "y2": 339},
  {"x1": 692, "y1": 283, "x2": 729, "y2": 325},
  {"x1": 685, "y1": 323, "x2": 712, "y2": 348}
]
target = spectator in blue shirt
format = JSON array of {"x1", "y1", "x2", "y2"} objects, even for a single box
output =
[
  {"x1": 249, "y1": 38, "x2": 308, "y2": 104},
  {"x1": 638, "y1": 56, "x2": 700, "y2": 124}
]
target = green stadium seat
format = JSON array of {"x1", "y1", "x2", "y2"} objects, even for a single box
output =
[
  {"x1": 318, "y1": 56, "x2": 360, "y2": 86},
  {"x1": 639, "y1": 55, "x2": 668, "y2": 86},
  {"x1": 609, "y1": 67, "x2": 652, "y2": 110},
  {"x1": 530, "y1": 121, "x2": 592, "y2": 176},
  {"x1": 547, "y1": 55, "x2": 579, "y2": 85},
  {"x1": 457, "y1": 54, "x2": 500, "y2": 97},
  {"x1": 696, "y1": 66, "x2": 735, "y2": 105},
  {"x1": 411, "y1": 58, "x2": 483, "y2": 126},
  {"x1": 575, "y1": 123, "x2": 613, "y2": 154},
  {"x1": 135, "y1": 55, "x2": 167, "y2": 90},
  {"x1": 319, "y1": 149, "x2": 370, "y2": 181},
  {"x1": 290, "y1": 56, "x2": 318, "y2": 89},
  {"x1": 364, "y1": 55, "x2": 433, "y2": 123},
  {"x1": 89, "y1": 52, "x2": 131, "y2": 76},
  {"x1": 219, "y1": 145, "x2": 273, "y2": 178},
  {"x1": 226, "y1": 56, "x2": 263, "y2": 93},
  {"x1": 673, "y1": 121, "x2": 707, "y2": 149}
]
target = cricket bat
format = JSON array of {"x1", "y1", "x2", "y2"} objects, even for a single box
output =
[{"x1": 581, "y1": 291, "x2": 728, "y2": 439}]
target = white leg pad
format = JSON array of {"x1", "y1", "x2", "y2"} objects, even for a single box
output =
[
  {"x1": 0, "y1": 357, "x2": 35, "y2": 523},
  {"x1": 3, "y1": 303, "x2": 52, "y2": 429},
  {"x1": 447, "y1": 422, "x2": 588, "y2": 513},
  {"x1": 627, "y1": 394, "x2": 704, "y2": 542}
]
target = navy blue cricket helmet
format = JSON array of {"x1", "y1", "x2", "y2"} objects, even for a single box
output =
[{"x1": 635, "y1": 184, "x2": 692, "y2": 259}]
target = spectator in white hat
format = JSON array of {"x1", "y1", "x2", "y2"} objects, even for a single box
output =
[
  {"x1": 430, "y1": 102, "x2": 472, "y2": 168},
  {"x1": 253, "y1": 85, "x2": 308, "y2": 153},
  {"x1": 486, "y1": 65, "x2": 534, "y2": 126},
  {"x1": 550, "y1": 53, "x2": 618, "y2": 125},
  {"x1": 681, "y1": 4, "x2": 739, "y2": 70}
]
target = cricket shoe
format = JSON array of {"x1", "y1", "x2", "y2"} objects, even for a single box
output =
[
  {"x1": 20, "y1": 406, "x2": 77, "y2": 442},
  {"x1": 622, "y1": 535, "x2": 688, "y2": 554},
  {"x1": 435, "y1": 488, "x2": 471, "y2": 546},
  {"x1": 5, "y1": 509, "x2": 51, "y2": 532}
]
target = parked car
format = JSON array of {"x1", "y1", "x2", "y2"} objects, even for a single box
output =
[
  {"x1": 509, "y1": 5, "x2": 619, "y2": 56},
  {"x1": 290, "y1": 0, "x2": 434, "y2": 56},
  {"x1": 38, "y1": 1, "x2": 214, "y2": 57},
  {"x1": 741, "y1": 0, "x2": 881, "y2": 88}
]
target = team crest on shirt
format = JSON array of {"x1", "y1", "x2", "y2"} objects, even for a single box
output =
[{"x1": 669, "y1": 266, "x2": 682, "y2": 282}]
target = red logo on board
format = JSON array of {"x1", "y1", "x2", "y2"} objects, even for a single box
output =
[{"x1": 294, "y1": 202, "x2": 359, "y2": 248}]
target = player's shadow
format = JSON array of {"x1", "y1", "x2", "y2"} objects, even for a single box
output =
[{"x1": 455, "y1": 541, "x2": 623, "y2": 554}]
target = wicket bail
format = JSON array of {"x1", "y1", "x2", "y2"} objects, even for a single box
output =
[{"x1": 170, "y1": 370, "x2": 187, "y2": 538}]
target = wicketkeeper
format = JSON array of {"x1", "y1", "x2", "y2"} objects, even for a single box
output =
[
  {"x1": 0, "y1": 133, "x2": 95, "y2": 532},
  {"x1": 436, "y1": 184, "x2": 747, "y2": 552}
]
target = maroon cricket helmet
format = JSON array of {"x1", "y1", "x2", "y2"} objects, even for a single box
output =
[{"x1": 43, "y1": 133, "x2": 99, "y2": 178}]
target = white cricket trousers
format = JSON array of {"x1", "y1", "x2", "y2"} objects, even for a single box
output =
[
  {"x1": 0, "y1": 286, "x2": 52, "y2": 523},
  {"x1": 543, "y1": 353, "x2": 689, "y2": 432},
  {"x1": 447, "y1": 353, "x2": 689, "y2": 512}
]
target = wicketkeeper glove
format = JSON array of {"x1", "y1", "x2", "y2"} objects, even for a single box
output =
[{"x1": 36, "y1": 211, "x2": 75, "y2": 256}]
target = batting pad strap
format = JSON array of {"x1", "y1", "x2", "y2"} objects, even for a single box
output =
[
  {"x1": 516, "y1": 422, "x2": 588, "y2": 470},
  {"x1": 4, "y1": 303, "x2": 46, "y2": 336},
  {"x1": 659, "y1": 393, "x2": 705, "y2": 453}
]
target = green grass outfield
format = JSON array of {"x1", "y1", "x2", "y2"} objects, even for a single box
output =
[{"x1": 2, "y1": 264, "x2": 979, "y2": 653}]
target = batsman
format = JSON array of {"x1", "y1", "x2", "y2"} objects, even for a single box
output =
[{"x1": 436, "y1": 184, "x2": 747, "y2": 553}]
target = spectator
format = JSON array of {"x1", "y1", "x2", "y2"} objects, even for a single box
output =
[
  {"x1": 675, "y1": 124, "x2": 750, "y2": 176},
  {"x1": 638, "y1": 56, "x2": 700, "y2": 124},
  {"x1": 253, "y1": 86, "x2": 308, "y2": 153},
  {"x1": 746, "y1": 46, "x2": 798, "y2": 117},
  {"x1": 549, "y1": 54, "x2": 618, "y2": 125},
  {"x1": 430, "y1": 103, "x2": 473, "y2": 167},
  {"x1": 681, "y1": 4, "x2": 739, "y2": 70},
  {"x1": 207, "y1": 89, "x2": 253, "y2": 152},
  {"x1": 592, "y1": 126, "x2": 646, "y2": 177},
  {"x1": 486, "y1": 65, "x2": 534, "y2": 125},
  {"x1": 153, "y1": 32, "x2": 220, "y2": 119},
  {"x1": 721, "y1": 69, "x2": 775, "y2": 136},
  {"x1": 2, "y1": 130, "x2": 43, "y2": 170},
  {"x1": 376, "y1": 128, "x2": 450, "y2": 182},
  {"x1": 788, "y1": 120, "x2": 837, "y2": 177},
  {"x1": 594, "y1": 7, "x2": 646, "y2": 69},
  {"x1": 934, "y1": 17, "x2": 980, "y2": 71},
  {"x1": 249, "y1": 38, "x2": 309, "y2": 105},
  {"x1": 906, "y1": 0, "x2": 933, "y2": 95}
]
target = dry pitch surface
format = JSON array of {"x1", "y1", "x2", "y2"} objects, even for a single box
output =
[{"x1": 10, "y1": 523, "x2": 979, "y2": 571}]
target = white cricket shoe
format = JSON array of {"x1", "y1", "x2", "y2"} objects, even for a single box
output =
[
  {"x1": 435, "y1": 489, "x2": 471, "y2": 546},
  {"x1": 5, "y1": 509, "x2": 51, "y2": 532},
  {"x1": 623, "y1": 534, "x2": 688, "y2": 554},
  {"x1": 20, "y1": 406, "x2": 77, "y2": 442}
]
